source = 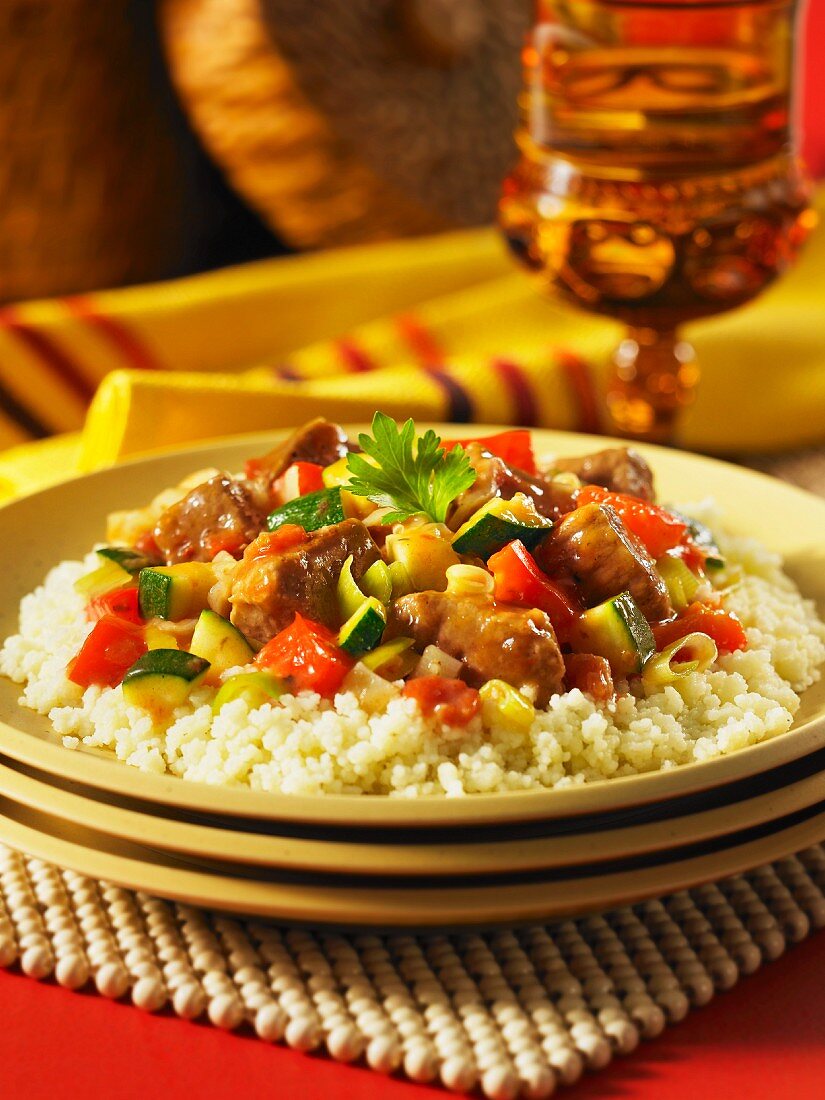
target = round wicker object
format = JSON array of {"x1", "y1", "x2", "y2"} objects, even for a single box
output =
[{"x1": 159, "y1": 0, "x2": 530, "y2": 247}]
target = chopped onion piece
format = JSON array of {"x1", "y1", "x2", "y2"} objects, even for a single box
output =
[
  {"x1": 412, "y1": 645, "x2": 463, "y2": 680},
  {"x1": 445, "y1": 564, "x2": 494, "y2": 599}
]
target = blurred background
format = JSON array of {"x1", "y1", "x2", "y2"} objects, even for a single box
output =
[{"x1": 1, "y1": 0, "x2": 821, "y2": 303}]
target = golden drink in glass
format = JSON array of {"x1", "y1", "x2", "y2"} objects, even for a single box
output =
[{"x1": 499, "y1": 0, "x2": 815, "y2": 443}]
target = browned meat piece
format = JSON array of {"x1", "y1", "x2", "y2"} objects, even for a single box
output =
[
  {"x1": 448, "y1": 443, "x2": 576, "y2": 529},
  {"x1": 553, "y1": 447, "x2": 655, "y2": 502},
  {"x1": 229, "y1": 519, "x2": 380, "y2": 643},
  {"x1": 387, "y1": 593, "x2": 565, "y2": 708},
  {"x1": 535, "y1": 502, "x2": 671, "y2": 621},
  {"x1": 247, "y1": 419, "x2": 350, "y2": 488},
  {"x1": 154, "y1": 476, "x2": 266, "y2": 564}
]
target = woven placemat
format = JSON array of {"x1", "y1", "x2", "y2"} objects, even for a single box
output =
[{"x1": 1, "y1": 841, "x2": 824, "y2": 1098}]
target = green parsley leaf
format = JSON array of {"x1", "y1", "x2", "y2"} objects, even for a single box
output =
[{"x1": 344, "y1": 412, "x2": 476, "y2": 524}]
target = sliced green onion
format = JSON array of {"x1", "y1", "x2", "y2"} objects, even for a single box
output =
[
  {"x1": 657, "y1": 554, "x2": 702, "y2": 612},
  {"x1": 361, "y1": 636, "x2": 415, "y2": 673},
  {"x1": 337, "y1": 554, "x2": 366, "y2": 619},
  {"x1": 74, "y1": 557, "x2": 132, "y2": 599},
  {"x1": 360, "y1": 559, "x2": 392, "y2": 605},
  {"x1": 212, "y1": 671, "x2": 285, "y2": 713},
  {"x1": 445, "y1": 563, "x2": 494, "y2": 599},
  {"x1": 479, "y1": 679, "x2": 535, "y2": 731},
  {"x1": 388, "y1": 560, "x2": 414, "y2": 598},
  {"x1": 642, "y1": 631, "x2": 718, "y2": 692}
]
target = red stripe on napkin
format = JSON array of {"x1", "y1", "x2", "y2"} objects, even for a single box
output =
[
  {"x1": 557, "y1": 350, "x2": 602, "y2": 435},
  {"x1": 63, "y1": 296, "x2": 162, "y2": 372},
  {"x1": 490, "y1": 357, "x2": 539, "y2": 427},
  {"x1": 0, "y1": 308, "x2": 93, "y2": 401}
]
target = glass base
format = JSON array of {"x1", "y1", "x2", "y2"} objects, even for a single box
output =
[{"x1": 603, "y1": 327, "x2": 700, "y2": 446}]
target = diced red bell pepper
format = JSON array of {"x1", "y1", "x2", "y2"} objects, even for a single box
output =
[
  {"x1": 274, "y1": 462, "x2": 326, "y2": 503},
  {"x1": 403, "y1": 676, "x2": 480, "y2": 727},
  {"x1": 653, "y1": 602, "x2": 748, "y2": 654},
  {"x1": 67, "y1": 615, "x2": 147, "y2": 689},
  {"x1": 487, "y1": 540, "x2": 579, "y2": 642},
  {"x1": 563, "y1": 653, "x2": 615, "y2": 703},
  {"x1": 442, "y1": 429, "x2": 537, "y2": 475},
  {"x1": 134, "y1": 531, "x2": 160, "y2": 559},
  {"x1": 246, "y1": 525, "x2": 307, "y2": 562},
  {"x1": 87, "y1": 586, "x2": 143, "y2": 626},
  {"x1": 255, "y1": 613, "x2": 353, "y2": 698},
  {"x1": 575, "y1": 485, "x2": 688, "y2": 558}
]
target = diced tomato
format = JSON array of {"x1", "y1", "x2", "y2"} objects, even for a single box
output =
[
  {"x1": 203, "y1": 530, "x2": 248, "y2": 559},
  {"x1": 653, "y1": 602, "x2": 748, "y2": 654},
  {"x1": 487, "y1": 540, "x2": 579, "y2": 642},
  {"x1": 255, "y1": 613, "x2": 353, "y2": 698},
  {"x1": 87, "y1": 586, "x2": 143, "y2": 626},
  {"x1": 442, "y1": 430, "x2": 537, "y2": 475},
  {"x1": 274, "y1": 462, "x2": 326, "y2": 503},
  {"x1": 575, "y1": 485, "x2": 688, "y2": 558},
  {"x1": 134, "y1": 531, "x2": 160, "y2": 559},
  {"x1": 246, "y1": 525, "x2": 307, "y2": 561},
  {"x1": 403, "y1": 676, "x2": 480, "y2": 728},
  {"x1": 563, "y1": 654, "x2": 615, "y2": 703},
  {"x1": 67, "y1": 615, "x2": 147, "y2": 689}
]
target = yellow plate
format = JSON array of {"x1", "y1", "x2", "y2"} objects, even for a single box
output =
[
  {"x1": 1, "y1": 426, "x2": 824, "y2": 830},
  {"x1": 1, "y1": 754, "x2": 824, "y2": 878},
  {"x1": 0, "y1": 791, "x2": 823, "y2": 927}
]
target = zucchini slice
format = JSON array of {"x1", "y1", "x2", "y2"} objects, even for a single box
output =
[
  {"x1": 267, "y1": 487, "x2": 345, "y2": 533},
  {"x1": 452, "y1": 495, "x2": 552, "y2": 558},
  {"x1": 338, "y1": 598, "x2": 386, "y2": 656},
  {"x1": 122, "y1": 649, "x2": 210, "y2": 713},
  {"x1": 96, "y1": 546, "x2": 159, "y2": 574},
  {"x1": 568, "y1": 592, "x2": 655, "y2": 677},
  {"x1": 190, "y1": 610, "x2": 255, "y2": 684},
  {"x1": 74, "y1": 557, "x2": 133, "y2": 599},
  {"x1": 138, "y1": 563, "x2": 216, "y2": 621}
]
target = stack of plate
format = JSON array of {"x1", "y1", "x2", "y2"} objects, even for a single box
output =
[{"x1": 1, "y1": 428, "x2": 824, "y2": 928}]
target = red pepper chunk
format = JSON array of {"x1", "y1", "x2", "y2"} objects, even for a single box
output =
[
  {"x1": 274, "y1": 461, "x2": 326, "y2": 503},
  {"x1": 442, "y1": 430, "x2": 537, "y2": 475},
  {"x1": 255, "y1": 613, "x2": 353, "y2": 698},
  {"x1": 653, "y1": 602, "x2": 748, "y2": 654},
  {"x1": 247, "y1": 525, "x2": 307, "y2": 561},
  {"x1": 87, "y1": 586, "x2": 143, "y2": 626},
  {"x1": 67, "y1": 615, "x2": 147, "y2": 689},
  {"x1": 403, "y1": 676, "x2": 480, "y2": 727},
  {"x1": 487, "y1": 540, "x2": 579, "y2": 642},
  {"x1": 576, "y1": 485, "x2": 688, "y2": 558}
]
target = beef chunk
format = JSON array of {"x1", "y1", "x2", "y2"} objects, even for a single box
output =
[
  {"x1": 552, "y1": 447, "x2": 655, "y2": 502},
  {"x1": 535, "y1": 502, "x2": 671, "y2": 621},
  {"x1": 229, "y1": 519, "x2": 380, "y2": 644},
  {"x1": 448, "y1": 443, "x2": 576, "y2": 529},
  {"x1": 154, "y1": 475, "x2": 265, "y2": 564},
  {"x1": 387, "y1": 592, "x2": 565, "y2": 708},
  {"x1": 248, "y1": 419, "x2": 350, "y2": 485}
]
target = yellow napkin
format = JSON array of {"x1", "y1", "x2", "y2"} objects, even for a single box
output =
[{"x1": 0, "y1": 190, "x2": 822, "y2": 503}]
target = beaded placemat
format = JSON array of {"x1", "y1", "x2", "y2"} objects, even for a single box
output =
[{"x1": 1, "y1": 842, "x2": 824, "y2": 1098}]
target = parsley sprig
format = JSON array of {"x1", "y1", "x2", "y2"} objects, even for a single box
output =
[{"x1": 344, "y1": 413, "x2": 476, "y2": 525}]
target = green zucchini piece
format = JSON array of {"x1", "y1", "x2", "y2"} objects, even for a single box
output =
[
  {"x1": 190, "y1": 610, "x2": 255, "y2": 683},
  {"x1": 267, "y1": 487, "x2": 345, "y2": 533},
  {"x1": 122, "y1": 649, "x2": 210, "y2": 713},
  {"x1": 361, "y1": 636, "x2": 416, "y2": 676},
  {"x1": 74, "y1": 557, "x2": 133, "y2": 599},
  {"x1": 138, "y1": 563, "x2": 216, "y2": 621},
  {"x1": 96, "y1": 546, "x2": 158, "y2": 574},
  {"x1": 656, "y1": 555, "x2": 701, "y2": 613},
  {"x1": 212, "y1": 671, "x2": 285, "y2": 712},
  {"x1": 338, "y1": 598, "x2": 386, "y2": 656},
  {"x1": 452, "y1": 496, "x2": 552, "y2": 558},
  {"x1": 668, "y1": 509, "x2": 726, "y2": 569},
  {"x1": 569, "y1": 592, "x2": 655, "y2": 677}
]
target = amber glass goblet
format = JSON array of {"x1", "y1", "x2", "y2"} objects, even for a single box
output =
[{"x1": 499, "y1": 0, "x2": 815, "y2": 444}]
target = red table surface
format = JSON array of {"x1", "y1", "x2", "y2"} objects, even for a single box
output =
[{"x1": 2, "y1": 5, "x2": 825, "y2": 1099}]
